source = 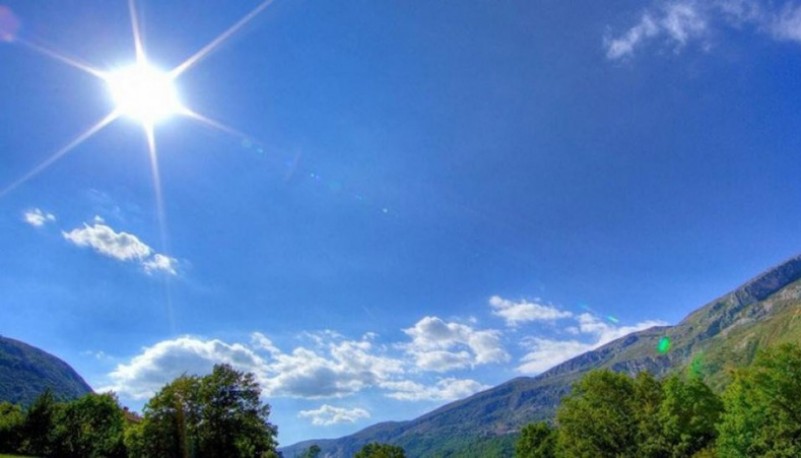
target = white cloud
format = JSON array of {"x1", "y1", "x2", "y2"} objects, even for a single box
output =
[
  {"x1": 606, "y1": 2, "x2": 707, "y2": 59},
  {"x1": 517, "y1": 338, "x2": 592, "y2": 374},
  {"x1": 606, "y1": 13, "x2": 660, "y2": 59},
  {"x1": 298, "y1": 405, "x2": 370, "y2": 426},
  {"x1": 102, "y1": 336, "x2": 269, "y2": 400},
  {"x1": 23, "y1": 208, "x2": 56, "y2": 227},
  {"x1": 575, "y1": 313, "x2": 666, "y2": 347},
  {"x1": 516, "y1": 313, "x2": 666, "y2": 374},
  {"x1": 602, "y1": 0, "x2": 801, "y2": 60},
  {"x1": 773, "y1": 4, "x2": 801, "y2": 42},
  {"x1": 104, "y1": 332, "x2": 406, "y2": 401},
  {"x1": 403, "y1": 316, "x2": 509, "y2": 372},
  {"x1": 142, "y1": 253, "x2": 178, "y2": 275},
  {"x1": 382, "y1": 378, "x2": 489, "y2": 402},
  {"x1": 62, "y1": 218, "x2": 177, "y2": 275},
  {"x1": 489, "y1": 296, "x2": 572, "y2": 326}
]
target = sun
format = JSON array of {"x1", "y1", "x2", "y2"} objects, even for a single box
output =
[
  {"x1": 105, "y1": 61, "x2": 183, "y2": 125},
  {"x1": 0, "y1": 0, "x2": 275, "y2": 201}
]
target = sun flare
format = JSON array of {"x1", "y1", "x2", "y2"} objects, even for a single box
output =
[{"x1": 105, "y1": 62, "x2": 182, "y2": 125}]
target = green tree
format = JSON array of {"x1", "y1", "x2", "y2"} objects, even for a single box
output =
[
  {"x1": 717, "y1": 344, "x2": 801, "y2": 457},
  {"x1": 556, "y1": 369, "x2": 639, "y2": 457},
  {"x1": 135, "y1": 364, "x2": 277, "y2": 458},
  {"x1": 354, "y1": 442, "x2": 406, "y2": 458},
  {"x1": 51, "y1": 392, "x2": 128, "y2": 458},
  {"x1": 20, "y1": 388, "x2": 59, "y2": 456},
  {"x1": 515, "y1": 421, "x2": 556, "y2": 458},
  {"x1": 632, "y1": 371, "x2": 667, "y2": 457},
  {"x1": 657, "y1": 375, "x2": 722, "y2": 458},
  {"x1": 0, "y1": 402, "x2": 24, "y2": 453}
]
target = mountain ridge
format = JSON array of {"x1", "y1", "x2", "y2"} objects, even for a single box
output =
[
  {"x1": 281, "y1": 253, "x2": 801, "y2": 457},
  {"x1": 0, "y1": 335, "x2": 93, "y2": 406}
]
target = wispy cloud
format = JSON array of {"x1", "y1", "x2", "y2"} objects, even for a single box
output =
[
  {"x1": 298, "y1": 404, "x2": 370, "y2": 426},
  {"x1": 23, "y1": 208, "x2": 56, "y2": 227},
  {"x1": 489, "y1": 296, "x2": 572, "y2": 327},
  {"x1": 62, "y1": 217, "x2": 177, "y2": 275},
  {"x1": 516, "y1": 313, "x2": 666, "y2": 374},
  {"x1": 605, "y1": 0, "x2": 801, "y2": 60}
]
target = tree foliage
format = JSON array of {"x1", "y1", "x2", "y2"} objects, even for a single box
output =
[
  {"x1": 717, "y1": 343, "x2": 801, "y2": 457},
  {"x1": 552, "y1": 369, "x2": 722, "y2": 458},
  {"x1": 132, "y1": 364, "x2": 278, "y2": 458},
  {"x1": 0, "y1": 401, "x2": 24, "y2": 453},
  {"x1": 51, "y1": 392, "x2": 127, "y2": 458},
  {"x1": 354, "y1": 441, "x2": 406, "y2": 458},
  {"x1": 515, "y1": 421, "x2": 556, "y2": 458}
]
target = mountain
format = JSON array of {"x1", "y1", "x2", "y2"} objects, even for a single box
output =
[
  {"x1": 0, "y1": 336, "x2": 93, "y2": 406},
  {"x1": 280, "y1": 254, "x2": 801, "y2": 457}
]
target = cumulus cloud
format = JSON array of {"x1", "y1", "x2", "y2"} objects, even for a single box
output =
[
  {"x1": 403, "y1": 316, "x2": 509, "y2": 372},
  {"x1": 604, "y1": 0, "x2": 801, "y2": 59},
  {"x1": 489, "y1": 296, "x2": 572, "y2": 326},
  {"x1": 298, "y1": 405, "x2": 370, "y2": 426},
  {"x1": 517, "y1": 313, "x2": 666, "y2": 374},
  {"x1": 62, "y1": 218, "x2": 177, "y2": 275},
  {"x1": 23, "y1": 208, "x2": 56, "y2": 227},
  {"x1": 104, "y1": 332, "x2": 406, "y2": 401},
  {"x1": 102, "y1": 336, "x2": 269, "y2": 399}
]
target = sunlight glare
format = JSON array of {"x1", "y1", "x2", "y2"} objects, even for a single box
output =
[{"x1": 106, "y1": 63, "x2": 182, "y2": 125}]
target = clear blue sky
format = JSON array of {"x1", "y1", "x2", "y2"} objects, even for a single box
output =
[{"x1": 2, "y1": 0, "x2": 800, "y2": 446}]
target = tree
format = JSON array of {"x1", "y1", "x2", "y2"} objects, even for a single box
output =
[
  {"x1": 51, "y1": 392, "x2": 128, "y2": 458},
  {"x1": 20, "y1": 388, "x2": 59, "y2": 456},
  {"x1": 0, "y1": 402, "x2": 24, "y2": 453},
  {"x1": 657, "y1": 375, "x2": 722, "y2": 457},
  {"x1": 135, "y1": 364, "x2": 278, "y2": 458},
  {"x1": 354, "y1": 442, "x2": 406, "y2": 458},
  {"x1": 556, "y1": 369, "x2": 639, "y2": 457},
  {"x1": 632, "y1": 371, "x2": 667, "y2": 457},
  {"x1": 515, "y1": 421, "x2": 556, "y2": 458},
  {"x1": 717, "y1": 344, "x2": 801, "y2": 457}
]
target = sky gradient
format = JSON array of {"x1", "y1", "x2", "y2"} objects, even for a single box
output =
[{"x1": 2, "y1": 0, "x2": 801, "y2": 446}]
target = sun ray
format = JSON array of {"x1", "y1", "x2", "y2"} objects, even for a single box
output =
[
  {"x1": 143, "y1": 123, "x2": 176, "y2": 334},
  {"x1": 180, "y1": 108, "x2": 249, "y2": 140},
  {"x1": 169, "y1": 0, "x2": 274, "y2": 79},
  {"x1": 17, "y1": 38, "x2": 106, "y2": 79},
  {"x1": 128, "y1": 0, "x2": 146, "y2": 64},
  {"x1": 0, "y1": 110, "x2": 119, "y2": 197}
]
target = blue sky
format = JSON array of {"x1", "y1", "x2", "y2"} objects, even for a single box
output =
[{"x1": 2, "y1": 0, "x2": 801, "y2": 446}]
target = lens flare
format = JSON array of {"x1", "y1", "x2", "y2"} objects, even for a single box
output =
[
  {"x1": 657, "y1": 336, "x2": 671, "y2": 354},
  {"x1": 0, "y1": 6, "x2": 20, "y2": 42}
]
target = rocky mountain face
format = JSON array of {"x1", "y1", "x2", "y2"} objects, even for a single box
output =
[
  {"x1": 0, "y1": 336, "x2": 93, "y2": 406},
  {"x1": 280, "y1": 254, "x2": 801, "y2": 457}
]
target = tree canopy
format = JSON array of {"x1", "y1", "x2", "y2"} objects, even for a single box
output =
[{"x1": 354, "y1": 441, "x2": 407, "y2": 458}]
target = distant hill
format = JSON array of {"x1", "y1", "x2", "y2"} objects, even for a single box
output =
[
  {"x1": 0, "y1": 336, "x2": 93, "y2": 405},
  {"x1": 281, "y1": 254, "x2": 801, "y2": 457}
]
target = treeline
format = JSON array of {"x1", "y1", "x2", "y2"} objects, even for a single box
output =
[
  {"x1": 0, "y1": 364, "x2": 279, "y2": 458},
  {"x1": 515, "y1": 343, "x2": 801, "y2": 457}
]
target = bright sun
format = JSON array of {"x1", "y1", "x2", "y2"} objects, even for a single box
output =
[{"x1": 105, "y1": 62, "x2": 182, "y2": 125}]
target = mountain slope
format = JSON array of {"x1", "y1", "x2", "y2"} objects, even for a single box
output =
[
  {"x1": 281, "y1": 254, "x2": 801, "y2": 457},
  {"x1": 0, "y1": 336, "x2": 93, "y2": 405}
]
